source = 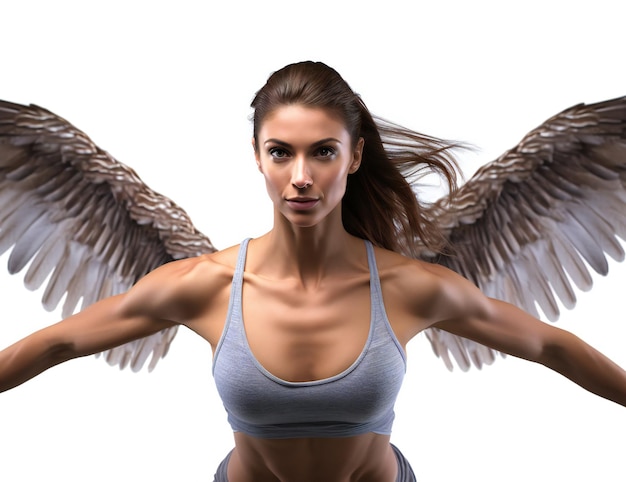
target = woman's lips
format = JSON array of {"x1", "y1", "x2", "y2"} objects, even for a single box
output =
[{"x1": 286, "y1": 198, "x2": 319, "y2": 210}]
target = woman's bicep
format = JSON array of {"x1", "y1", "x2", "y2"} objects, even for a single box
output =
[
  {"x1": 51, "y1": 293, "x2": 177, "y2": 359},
  {"x1": 421, "y1": 266, "x2": 553, "y2": 362},
  {"x1": 46, "y1": 259, "x2": 189, "y2": 358},
  {"x1": 56, "y1": 254, "x2": 225, "y2": 358},
  {"x1": 434, "y1": 294, "x2": 557, "y2": 363}
]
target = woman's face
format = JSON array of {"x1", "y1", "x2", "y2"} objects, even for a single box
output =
[{"x1": 254, "y1": 105, "x2": 363, "y2": 228}]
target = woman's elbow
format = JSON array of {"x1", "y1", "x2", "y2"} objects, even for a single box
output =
[{"x1": 534, "y1": 328, "x2": 589, "y2": 374}]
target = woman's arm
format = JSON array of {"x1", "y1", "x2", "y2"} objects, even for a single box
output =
[
  {"x1": 0, "y1": 256, "x2": 206, "y2": 393},
  {"x1": 430, "y1": 268, "x2": 626, "y2": 407},
  {"x1": 0, "y1": 295, "x2": 176, "y2": 392}
]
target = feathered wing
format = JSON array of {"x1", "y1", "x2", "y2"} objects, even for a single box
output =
[
  {"x1": 0, "y1": 100, "x2": 216, "y2": 371},
  {"x1": 416, "y1": 96, "x2": 626, "y2": 371}
]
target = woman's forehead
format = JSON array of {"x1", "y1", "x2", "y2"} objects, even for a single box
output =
[{"x1": 258, "y1": 105, "x2": 349, "y2": 140}]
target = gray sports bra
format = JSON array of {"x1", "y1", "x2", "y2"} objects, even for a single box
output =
[{"x1": 212, "y1": 238, "x2": 406, "y2": 439}]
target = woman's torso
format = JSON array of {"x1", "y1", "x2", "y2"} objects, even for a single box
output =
[{"x1": 182, "y1": 235, "x2": 433, "y2": 481}]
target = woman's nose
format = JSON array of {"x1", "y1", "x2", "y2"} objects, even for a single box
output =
[{"x1": 291, "y1": 157, "x2": 312, "y2": 189}]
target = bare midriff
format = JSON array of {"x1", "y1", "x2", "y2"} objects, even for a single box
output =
[{"x1": 227, "y1": 431, "x2": 398, "y2": 482}]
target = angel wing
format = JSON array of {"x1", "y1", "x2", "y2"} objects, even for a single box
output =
[
  {"x1": 0, "y1": 100, "x2": 216, "y2": 372},
  {"x1": 418, "y1": 96, "x2": 626, "y2": 371}
]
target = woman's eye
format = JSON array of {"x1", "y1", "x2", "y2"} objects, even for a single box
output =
[
  {"x1": 269, "y1": 147, "x2": 289, "y2": 159},
  {"x1": 317, "y1": 147, "x2": 335, "y2": 158}
]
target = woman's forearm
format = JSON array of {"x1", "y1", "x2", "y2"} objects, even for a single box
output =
[
  {"x1": 540, "y1": 329, "x2": 626, "y2": 407},
  {"x1": 0, "y1": 329, "x2": 76, "y2": 393}
]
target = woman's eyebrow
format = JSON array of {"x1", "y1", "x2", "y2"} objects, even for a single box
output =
[{"x1": 264, "y1": 137, "x2": 342, "y2": 147}]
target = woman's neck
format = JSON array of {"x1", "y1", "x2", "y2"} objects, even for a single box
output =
[{"x1": 250, "y1": 223, "x2": 365, "y2": 288}]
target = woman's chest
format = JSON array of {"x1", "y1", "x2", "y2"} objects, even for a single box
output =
[{"x1": 240, "y1": 275, "x2": 373, "y2": 382}]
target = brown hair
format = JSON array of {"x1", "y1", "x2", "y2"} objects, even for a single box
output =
[{"x1": 251, "y1": 61, "x2": 462, "y2": 257}]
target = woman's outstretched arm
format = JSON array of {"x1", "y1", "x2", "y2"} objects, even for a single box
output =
[
  {"x1": 0, "y1": 294, "x2": 177, "y2": 392},
  {"x1": 0, "y1": 255, "x2": 214, "y2": 393},
  {"x1": 428, "y1": 266, "x2": 626, "y2": 407}
]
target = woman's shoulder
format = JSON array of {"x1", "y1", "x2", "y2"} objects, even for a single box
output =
[
  {"x1": 179, "y1": 242, "x2": 243, "y2": 282},
  {"x1": 371, "y1": 244, "x2": 437, "y2": 276},
  {"x1": 139, "y1": 241, "x2": 243, "y2": 292},
  {"x1": 371, "y1": 244, "x2": 467, "y2": 299}
]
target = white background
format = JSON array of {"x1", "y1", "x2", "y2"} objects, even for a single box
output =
[{"x1": 1, "y1": 1, "x2": 625, "y2": 481}]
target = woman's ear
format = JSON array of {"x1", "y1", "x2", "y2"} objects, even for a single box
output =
[
  {"x1": 349, "y1": 137, "x2": 364, "y2": 174},
  {"x1": 252, "y1": 138, "x2": 263, "y2": 172}
]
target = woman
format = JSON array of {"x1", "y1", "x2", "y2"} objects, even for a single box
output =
[{"x1": 1, "y1": 61, "x2": 625, "y2": 482}]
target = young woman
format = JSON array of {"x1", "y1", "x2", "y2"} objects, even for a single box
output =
[{"x1": 1, "y1": 61, "x2": 625, "y2": 482}]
